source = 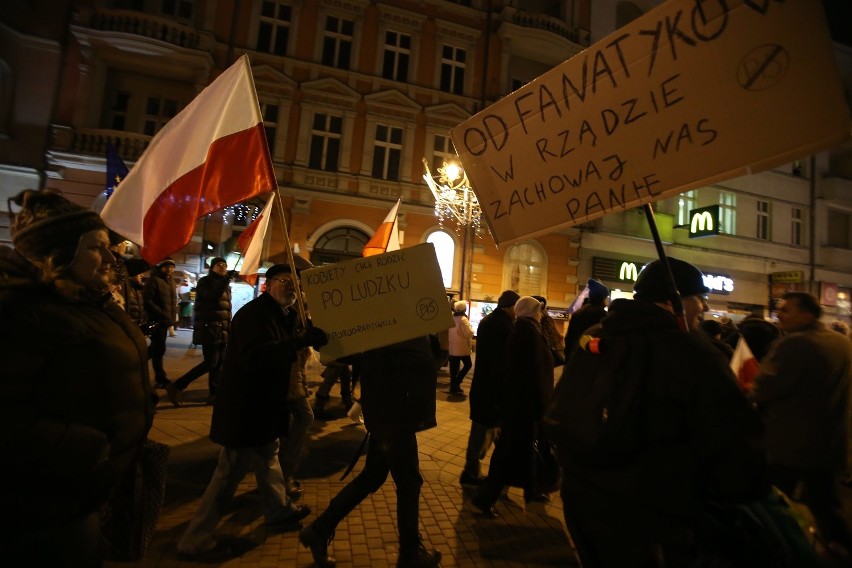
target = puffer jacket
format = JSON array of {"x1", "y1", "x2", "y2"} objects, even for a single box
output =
[
  {"x1": 448, "y1": 313, "x2": 473, "y2": 356},
  {"x1": 0, "y1": 247, "x2": 154, "y2": 531},
  {"x1": 144, "y1": 268, "x2": 177, "y2": 326},
  {"x1": 192, "y1": 271, "x2": 232, "y2": 345}
]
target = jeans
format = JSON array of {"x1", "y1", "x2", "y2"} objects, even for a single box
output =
[
  {"x1": 173, "y1": 342, "x2": 226, "y2": 394},
  {"x1": 312, "y1": 429, "x2": 423, "y2": 550},
  {"x1": 279, "y1": 396, "x2": 314, "y2": 476},
  {"x1": 148, "y1": 325, "x2": 168, "y2": 382},
  {"x1": 178, "y1": 441, "x2": 297, "y2": 553},
  {"x1": 463, "y1": 421, "x2": 498, "y2": 478}
]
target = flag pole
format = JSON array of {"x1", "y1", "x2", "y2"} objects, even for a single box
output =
[
  {"x1": 243, "y1": 54, "x2": 308, "y2": 328},
  {"x1": 642, "y1": 203, "x2": 688, "y2": 332}
]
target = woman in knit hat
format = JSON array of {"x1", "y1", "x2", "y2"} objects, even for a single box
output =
[
  {"x1": 0, "y1": 189, "x2": 153, "y2": 564},
  {"x1": 447, "y1": 300, "x2": 474, "y2": 395}
]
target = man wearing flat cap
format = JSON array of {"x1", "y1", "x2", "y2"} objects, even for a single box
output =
[
  {"x1": 178, "y1": 263, "x2": 328, "y2": 559},
  {"x1": 461, "y1": 289, "x2": 520, "y2": 486}
]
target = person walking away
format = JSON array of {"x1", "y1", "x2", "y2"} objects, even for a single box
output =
[
  {"x1": 177, "y1": 263, "x2": 327, "y2": 559},
  {"x1": 166, "y1": 257, "x2": 232, "y2": 406},
  {"x1": 563, "y1": 279, "x2": 609, "y2": 364},
  {"x1": 123, "y1": 258, "x2": 150, "y2": 329},
  {"x1": 460, "y1": 290, "x2": 519, "y2": 486},
  {"x1": 144, "y1": 258, "x2": 178, "y2": 388},
  {"x1": 752, "y1": 291, "x2": 852, "y2": 563},
  {"x1": 448, "y1": 300, "x2": 474, "y2": 395},
  {"x1": 299, "y1": 336, "x2": 442, "y2": 568},
  {"x1": 547, "y1": 258, "x2": 766, "y2": 568},
  {"x1": 0, "y1": 189, "x2": 153, "y2": 566},
  {"x1": 472, "y1": 296, "x2": 554, "y2": 516}
]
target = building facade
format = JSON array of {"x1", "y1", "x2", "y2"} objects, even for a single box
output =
[{"x1": 1, "y1": 0, "x2": 850, "y2": 323}]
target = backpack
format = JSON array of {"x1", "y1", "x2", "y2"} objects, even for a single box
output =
[{"x1": 543, "y1": 324, "x2": 650, "y2": 468}]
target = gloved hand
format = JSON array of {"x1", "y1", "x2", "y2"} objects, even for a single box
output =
[
  {"x1": 294, "y1": 326, "x2": 328, "y2": 349},
  {"x1": 227, "y1": 269, "x2": 239, "y2": 280}
]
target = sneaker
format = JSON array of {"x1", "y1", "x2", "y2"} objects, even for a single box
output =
[
  {"x1": 299, "y1": 525, "x2": 336, "y2": 568},
  {"x1": 460, "y1": 471, "x2": 484, "y2": 486},
  {"x1": 397, "y1": 544, "x2": 442, "y2": 568},
  {"x1": 165, "y1": 383, "x2": 183, "y2": 407}
]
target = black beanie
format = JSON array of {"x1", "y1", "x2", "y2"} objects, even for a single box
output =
[
  {"x1": 10, "y1": 189, "x2": 107, "y2": 267},
  {"x1": 633, "y1": 257, "x2": 709, "y2": 303}
]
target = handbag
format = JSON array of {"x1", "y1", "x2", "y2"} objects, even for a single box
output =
[
  {"x1": 101, "y1": 439, "x2": 170, "y2": 561},
  {"x1": 533, "y1": 434, "x2": 561, "y2": 493}
]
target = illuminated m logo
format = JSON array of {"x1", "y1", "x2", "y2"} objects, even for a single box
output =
[
  {"x1": 691, "y1": 211, "x2": 714, "y2": 233},
  {"x1": 688, "y1": 205, "x2": 720, "y2": 238},
  {"x1": 619, "y1": 262, "x2": 638, "y2": 281}
]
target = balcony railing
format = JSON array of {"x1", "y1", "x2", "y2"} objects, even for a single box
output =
[
  {"x1": 78, "y1": 7, "x2": 202, "y2": 50},
  {"x1": 51, "y1": 126, "x2": 150, "y2": 162},
  {"x1": 502, "y1": 8, "x2": 590, "y2": 46}
]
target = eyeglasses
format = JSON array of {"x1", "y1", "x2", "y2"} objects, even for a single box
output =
[{"x1": 267, "y1": 277, "x2": 292, "y2": 284}]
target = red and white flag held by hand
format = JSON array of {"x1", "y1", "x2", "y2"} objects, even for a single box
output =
[
  {"x1": 237, "y1": 194, "x2": 275, "y2": 286},
  {"x1": 730, "y1": 335, "x2": 760, "y2": 394},
  {"x1": 101, "y1": 55, "x2": 275, "y2": 264},
  {"x1": 362, "y1": 198, "x2": 401, "y2": 257}
]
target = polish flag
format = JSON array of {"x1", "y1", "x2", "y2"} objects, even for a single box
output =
[
  {"x1": 730, "y1": 336, "x2": 760, "y2": 394},
  {"x1": 237, "y1": 193, "x2": 275, "y2": 285},
  {"x1": 101, "y1": 55, "x2": 275, "y2": 264},
  {"x1": 362, "y1": 198, "x2": 401, "y2": 257}
]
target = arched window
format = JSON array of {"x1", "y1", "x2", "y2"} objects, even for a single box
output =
[
  {"x1": 311, "y1": 226, "x2": 370, "y2": 265},
  {"x1": 503, "y1": 242, "x2": 547, "y2": 297},
  {"x1": 426, "y1": 230, "x2": 455, "y2": 288}
]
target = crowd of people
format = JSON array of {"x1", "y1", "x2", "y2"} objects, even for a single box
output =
[{"x1": 2, "y1": 188, "x2": 852, "y2": 567}]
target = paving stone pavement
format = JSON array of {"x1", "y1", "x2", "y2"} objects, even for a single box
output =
[{"x1": 110, "y1": 329, "x2": 578, "y2": 567}]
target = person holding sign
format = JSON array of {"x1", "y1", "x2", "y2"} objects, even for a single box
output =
[
  {"x1": 300, "y1": 336, "x2": 442, "y2": 568},
  {"x1": 177, "y1": 263, "x2": 327, "y2": 559}
]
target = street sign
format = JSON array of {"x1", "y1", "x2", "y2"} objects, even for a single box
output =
[{"x1": 450, "y1": 0, "x2": 848, "y2": 246}]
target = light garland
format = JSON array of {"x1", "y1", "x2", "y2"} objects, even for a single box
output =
[
  {"x1": 422, "y1": 158, "x2": 483, "y2": 236},
  {"x1": 221, "y1": 203, "x2": 261, "y2": 225}
]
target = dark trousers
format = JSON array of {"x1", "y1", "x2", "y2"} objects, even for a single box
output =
[
  {"x1": 769, "y1": 464, "x2": 852, "y2": 551},
  {"x1": 448, "y1": 355, "x2": 472, "y2": 388},
  {"x1": 312, "y1": 429, "x2": 423, "y2": 550},
  {"x1": 475, "y1": 420, "x2": 536, "y2": 505},
  {"x1": 148, "y1": 325, "x2": 168, "y2": 382},
  {"x1": 173, "y1": 342, "x2": 225, "y2": 394}
]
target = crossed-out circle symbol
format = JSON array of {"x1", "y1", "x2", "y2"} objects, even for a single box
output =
[{"x1": 416, "y1": 297, "x2": 439, "y2": 321}]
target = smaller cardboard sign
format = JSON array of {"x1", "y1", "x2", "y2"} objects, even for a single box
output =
[{"x1": 302, "y1": 243, "x2": 454, "y2": 361}]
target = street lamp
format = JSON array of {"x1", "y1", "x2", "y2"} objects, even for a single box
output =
[{"x1": 422, "y1": 157, "x2": 483, "y2": 300}]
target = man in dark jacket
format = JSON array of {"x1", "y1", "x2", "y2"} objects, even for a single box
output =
[
  {"x1": 299, "y1": 336, "x2": 442, "y2": 568},
  {"x1": 177, "y1": 264, "x2": 327, "y2": 558},
  {"x1": 549, "y1": 258, "x2": 766, "y2": 568},
  {"x1": 167, "y1": 257, "x2": 232, "y2": 406},
  {"x1": 753, "y1": 291, "x2": 852, "y2": 560},
  {"x1": 460, "y1": 289, "x2": 519, "y2": 486},
  {"x1": 144, "y1": 257, "x2": 178, "y2": 387}
]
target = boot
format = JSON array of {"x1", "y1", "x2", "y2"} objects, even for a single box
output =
[
  {"x1": 397, "y1": 543, "x2": 442, "y2": 568},
  {"x1": 285, "y1": 476, "x2": 303, "y2": 500},
  {"x1": 314, "y1": 394, "x2": 331, "y2": 418},
  {"x1": 299, "y1": 524, "x2": 336, "y2": 568}
]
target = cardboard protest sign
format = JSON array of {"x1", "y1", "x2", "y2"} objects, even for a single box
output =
[
  {"x1": 450, "y1": 0, "x2": 849, "y2": 245},
  {"x1": 302, "y1": 243, "x2": 454, "y2": 361}
]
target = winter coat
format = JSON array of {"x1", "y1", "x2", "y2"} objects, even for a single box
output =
[
  {"x1": 358, "y1": 336, "x2": 438, "y2": 435},
  {"x1": 143, "y1": 268, "x2": 177, "y2": 326},
  {"x1": 124, "y1": 278, "x2": 146, "y2": 326},
  {"x1": 505, "y1": 317, "x2": 554, "y2": 422},
  {"x1": 0, "y1": 247, "x2": 154, "y2": 531},
  {"x1": 191, "y1": 271, "x2": 232, "y2": 345},
  {"x1": 209, "y1": 293, "x2": 299, "y2": 448},
  {"x1": 469, "y1": 307, "x2": 514, "y2": 427},
  {"x1": 557, "y1": 298, "x2": 766, "y2": 547},
  {"x1": 448, "y1": 313, "x2": 473, "y2": 356},
  {"x1": 753, "y1": 321, "x2": 852, "y2": 472}
]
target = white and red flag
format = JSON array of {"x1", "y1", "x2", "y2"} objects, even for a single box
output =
[
  {"x1": 730, "y1": 336, "x2": 760, "y2": 394},
  {"x1": 101, "y1": 55, "x2": 275, "y2": 264},
  {"x1": 362, "y1": 198, "x2": 401, "y2": 257},
  {"x1": 237, "y1": 193, "x2": 275, "y2": 285}
]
